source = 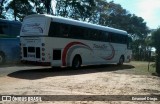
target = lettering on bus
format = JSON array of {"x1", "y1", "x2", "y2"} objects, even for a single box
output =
[
  {"x1": 22, "y1": 23, "x2": 43, "y2": 33},
  {"x1": 93, "y1": 44, "x2": 108, "y2": 50}
]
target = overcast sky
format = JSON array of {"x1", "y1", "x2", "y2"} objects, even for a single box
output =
[{"x1": 109, "y1": 0, "x2": 160, "y2": 29}]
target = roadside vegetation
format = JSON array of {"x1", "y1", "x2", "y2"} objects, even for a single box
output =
[{"x1": 130, "y1": 61, "x2": 156, "y2": 75}]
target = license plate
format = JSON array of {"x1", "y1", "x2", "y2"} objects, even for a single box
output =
[{"x1": 28, "y1": 54, "x2": 35, "y2": 58}]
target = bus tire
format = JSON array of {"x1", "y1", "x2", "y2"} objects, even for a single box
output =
[
  {"x1": 0, "y1": 52, "x2": 5, "y2": 64},
  {"x1": 117, "y1": 55, "x2": 124, "y2": 66},
  {"x1": 72, "y1": 55, "x2": 82, "y2": 69}
]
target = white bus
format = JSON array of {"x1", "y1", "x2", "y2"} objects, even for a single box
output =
[{"x1": 20, "y1": 14, "x2": 132, "y2": 68}]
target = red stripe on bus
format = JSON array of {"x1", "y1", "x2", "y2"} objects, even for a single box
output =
[
  {"x1": 104, "y1": 43, "x2": 115, "y2": 60},
  {"x1": 62, "y1": 42, "x2": 90, "y2": 66}
]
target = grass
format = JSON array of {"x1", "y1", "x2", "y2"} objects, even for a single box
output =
[{"x1": 130, "y1": 61, "x2": 156, "y2": 75}]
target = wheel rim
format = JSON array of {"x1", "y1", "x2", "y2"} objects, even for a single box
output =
[
  {"x1": 75, "y1": 60, "x2": 80, "y2": 68},
  {"x1": 73, "y1": 57, "x2": 80, "y2": 68},
  {"x1": 74, "y1": 59, "x2": 80, "y2": 68},
  {"x1": 119, "y1": 57, "x2": 124, "y2": 65}
]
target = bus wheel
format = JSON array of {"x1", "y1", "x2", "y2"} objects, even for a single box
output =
[
  {"x1": 117, "y1": 56, "x2": 124, "y2": 66},
  {"x1": 0, "y1": 52, "x2": 5, "y2": 64},
  {"x1": 72, "y1": 55, "x2": 82, "y2": 69}
]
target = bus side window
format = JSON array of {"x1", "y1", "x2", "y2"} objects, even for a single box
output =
[
  {"x1": 70, "y1": 25, "x2": 84, "y2": 39},
  {"x1": 56, "y1": 23, "x2": 64, "y2": 37},
  {"x1": 127, "y1": 37, "x2": 132, "y2": 49},
  {"x1": 0, "y1": 24, "x2": 4, "y2": 34},
  {"x1": 62, "y1": 24, "x2": 70, "y2": 37},
  {"x1": 49, "y1": 22, "x2": 55, "y2": 37},
  {"x1": 10, "y1": 24, "x2": 21, "y2": 38},
  {"x1": 84, "y1": 28, "x2": 91, "y2": 40},
  {"x1": 69, "y1": 25, "x2": 76, "y2": 38},
  {"x1": 0, "y1": 22, "x2": 9, "y2": 37},
  {"x1": 102, "y1": 32, "x2": 109, "y2": 42},
  {"x1": 95, "y1": 30, "x2": 101, "y2": 41},
  {"x1": 108, "y1": 33, "x2": 112, "y2": 42},
  {"x1": 49, "y1": 22, "x2": 65, "y2": 37}
]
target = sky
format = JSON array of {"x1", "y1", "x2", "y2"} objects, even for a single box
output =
[{"x1": 108, "y1": 0, "x2": 160, "y2": 29}]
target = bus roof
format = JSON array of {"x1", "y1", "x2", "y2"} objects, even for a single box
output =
[
  {"x1": 0, "y1": 19, "x2": 21, "y2": 24},
  {"x1": 24, "y1": 14, "x2": 127, "y2": 35}
]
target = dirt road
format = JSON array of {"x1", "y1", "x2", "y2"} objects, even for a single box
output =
[{"x1": 0, "y1": 62, "x2": 160, "y2": 104}]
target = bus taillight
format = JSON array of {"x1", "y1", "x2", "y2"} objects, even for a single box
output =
[
  {"x1": 42, "y1": 57, "x2": 45, "y2": 61},
  {"x1": 42, "y1": 53, "x2": 45, "y2": 56},
  {"x1": 42, "y1": 43, "x2": 45, "y2": 46},
  {"x1": 42, "y1": 48, "x2": 45, "y2": 51}
]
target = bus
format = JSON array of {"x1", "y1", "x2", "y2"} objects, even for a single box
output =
[
  {"x1": 20, "y1": 14, "x2": 132, "y2": 68},
  {"x1": 0, "y1": 19, "x2": 21, "y2": 64}
]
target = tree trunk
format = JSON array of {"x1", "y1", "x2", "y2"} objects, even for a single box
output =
[{"x1": 13, "y1": 0, "x2": 17, "y2": 21}]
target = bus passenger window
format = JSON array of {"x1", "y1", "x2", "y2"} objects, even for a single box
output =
[
  {"x1": 0, "y1": 22, "x2": 9, "y2": 37},
  {"x1": 48, "y1": 22, "x2": 55, "y2": 37},
  {"x1": 62, "y1": 25, "x2": 70, "y2": 37},
  {"x1": 10, "y1": 24, "x2": 21, "y2": 37}
]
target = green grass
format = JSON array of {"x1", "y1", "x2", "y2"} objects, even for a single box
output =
[{"x1": 130, "y1": 61, "x2": 156, "y2": 75}]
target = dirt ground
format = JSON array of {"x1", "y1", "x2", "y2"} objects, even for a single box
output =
[{"x1": 0, "y1": 62, "x2": 160, "y2": 104}]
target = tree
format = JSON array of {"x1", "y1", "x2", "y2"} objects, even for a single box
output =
[
  {"x1": 41, "y1": 0, "x2": 57, "y2": 15},
  {"x1": 30, "y1": 0, "x2": 46, "y2": 14},
  {"x1": 87, "y1": 0, "x2": 149, "y2": 40},
  {"x1": 0, "y1": 0, "x2": 6, "y2": 19},
  {"x1": 56, "y1": 0, "x2": 70, "y2": 17},
  {"x1": 41, "y1": 0, "x2": 52, "y2": 14},
  {"x1": 70, "y1": 0, "x2": 95, "y2": 21},
  {"x1": 56, "y1": 0, "x2": 95, "y2": 20},
  {"x1": 88, "y1": 0, "x2": 109, "y2": 25},
  {"x1": 6, "y1": 0, "x2": 34, "y2": 21},
  {"x1": 151, "y1": 27, "x2": 160, "y2": 74}
]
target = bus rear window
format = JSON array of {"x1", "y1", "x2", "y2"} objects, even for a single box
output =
[
  {"x1": 21, "y1": 17, "x2": 47, "y2": 36},
  {"x1": 28, "y1": 47, "x2": 35, "y2": 53}
]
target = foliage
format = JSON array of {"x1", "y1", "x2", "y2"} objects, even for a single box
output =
[
  {"x1": 131, "y1": 61, "x2": 156, "y2": 75},
  {"x1": 56, "y1": 0, "x2": 95, "y2": 21},
  {"x1": 6, "y1": 0, "x2": 34, "y2": 21},
  {"x1": 87, "y1": 0, "x2": 149, "y2": 39},
  {"x1": 0, "y1": 0, "x2": 6, "y2": 19},
  {"x1": 30, "y1": 0, "x2": 46, "y2": 14},
  {"x1": 151, "y1": 27, "x2": 160, "y2": 73}
]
